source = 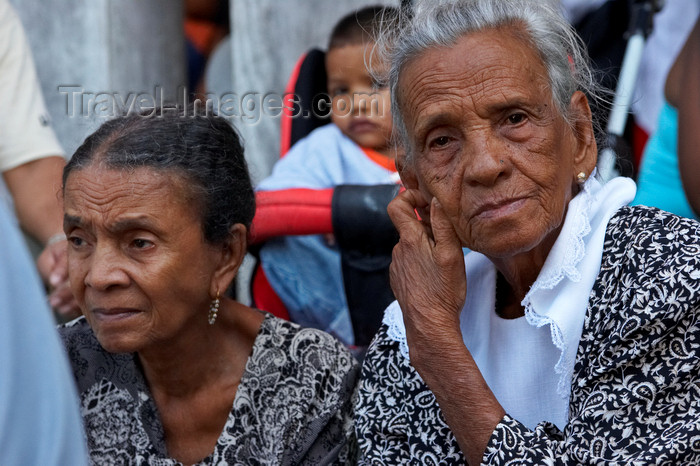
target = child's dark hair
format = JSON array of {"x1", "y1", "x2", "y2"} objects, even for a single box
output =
[{"x1": 328, "y1": 5, "x2": 400, "y2": 50}]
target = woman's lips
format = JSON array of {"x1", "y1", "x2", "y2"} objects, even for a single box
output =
[
  {"x1": 91, "y1": 308, "x2": 141, "y2": 322},
  {"x1": 474, "y1": 198, "x2": 528, "y2": 219}
]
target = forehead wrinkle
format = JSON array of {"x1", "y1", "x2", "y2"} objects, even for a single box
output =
[
  {"x1": 404, "y1": 49, "x2": 533, "y2": 114},
  {"x1": 403, "y1": 69, "x2": 474, "y2": 135},
  {"x1": 467, "y1": 56, "x2": 549, "y2": 101},
  {"x1": 74, "y1": 171, "x2": 141, "y2": 199},
  {"x1": 399, "y1": 45, "x2": 459, "y2": 98},
  {"x1": 400, "y1": 27, "x2": 561, "y2": 149},
  {"x1": 64, "y1": 167, "x2": 192, "y2": 225}
]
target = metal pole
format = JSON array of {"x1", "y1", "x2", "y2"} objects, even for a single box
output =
[{"x1": 598, "y1": 0, "x2": 664, "y2": 182}]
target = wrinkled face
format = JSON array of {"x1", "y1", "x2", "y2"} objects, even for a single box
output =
[
  {"x1": 398, "y1": 27, "x2": 596, "y2": 259},
  {"x1": 63, "y1": 165, "x2": 223, "y2": 353},
  {"x1": 326, "y1": 43, "x2": 394, "y2": 155}
]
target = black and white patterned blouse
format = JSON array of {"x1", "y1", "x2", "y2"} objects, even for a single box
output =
[
  {"x1": 60, "y1": 313, "x2": 359, "y2": 465},
  {"x1": 355, "y1": 206, "x2": 700, "y2": 465}
]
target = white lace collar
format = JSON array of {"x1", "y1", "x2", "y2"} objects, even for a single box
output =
[{"x1": 383, "y1": 175, "x2": 637, "y2": 397}]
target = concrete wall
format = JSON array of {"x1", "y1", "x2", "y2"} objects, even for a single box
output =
[{"x1": 10, "y1": 0, "x2": 186, "y2": 158}]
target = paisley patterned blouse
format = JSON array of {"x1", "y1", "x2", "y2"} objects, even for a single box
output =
[
  {"x1": 355, "y1": 206, "x2": 700, "y2": 465},
  {"x1": 60, "y1": 313, "x2": 359, "y2": 465}
]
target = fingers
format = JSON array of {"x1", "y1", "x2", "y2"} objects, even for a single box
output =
[
  {"x1": 388, "y1": 192, "x2": 467, "y2": 308},
  {"x1": 36, "y1": 246, "x2": 57, "y2": 284},
  {"x1": 50, "y1": 261, "x2": 68, "y2": 288},
  {"x1": 388, "y1": 189, "x2": 431, "y2": 238},
  {"x1": 37, "y1": 241, "x2": 68, "y2": 287},
  {"x1": 39, "y1": 241, "x2": 77, "y2": 317},
  {"x1": 49, "y1": 282, "x2": 81, "y2": 319},
  {"x1": 430, "y1": 198, "x2": 462, "y2": 251},
  {"x1": 48, "y1": 242, "x2": 69, "y2": 287}
]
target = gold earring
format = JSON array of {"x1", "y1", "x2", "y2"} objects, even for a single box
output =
[
  {"x1": 577, "y1": 172, "x2": 587, "y2": 184},
  {"x1": 208, "y1": 290, "x2": 220, "y2": 325}
]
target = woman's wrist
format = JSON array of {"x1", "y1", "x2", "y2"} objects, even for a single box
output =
[{"x1": 406, "y1": 321, "x2": 465, "y2": 369}]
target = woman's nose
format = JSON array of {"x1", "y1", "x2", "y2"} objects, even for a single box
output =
[
  {"x1": 463, "y1": 137, "x2": 511, "y2": 186},
  {"x1": 85, "y1": 245, "x2": 129, "y2": 290}
]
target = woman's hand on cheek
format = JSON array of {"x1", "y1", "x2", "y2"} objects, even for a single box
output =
[{"x1": 388, "y1": 190, "x2": 467, "y2": 354}]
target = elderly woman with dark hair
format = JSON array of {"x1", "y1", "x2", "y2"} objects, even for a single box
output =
[
  {"x1": 355, "y1": 0, "x2": 700, "y2": 464},
  {"x1": 59, "y1": 110, "x2": 358, "y2": 465}
]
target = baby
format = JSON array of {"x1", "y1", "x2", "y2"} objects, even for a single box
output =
[{"x1": 256, "y1": 5, "x2": 400, "y2": 347}]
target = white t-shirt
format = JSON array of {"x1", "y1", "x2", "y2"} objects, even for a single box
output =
[{"x1": 0, "y1": 0, "x2": 64, "y2": 173}]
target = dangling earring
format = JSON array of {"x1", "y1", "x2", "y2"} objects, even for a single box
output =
[
  {"x1": 208, "y1": 290, "x2": 220, "y2": 325},
  {"x1": 577, "y1": 172, "x2": 587, "y2": 184}
]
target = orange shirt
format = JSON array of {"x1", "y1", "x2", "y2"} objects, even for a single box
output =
[{"x1": 362, "y1": 147, "x2": 397, "y2": 172}]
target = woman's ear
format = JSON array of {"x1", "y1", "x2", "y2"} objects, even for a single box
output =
[
  {"x1": 210, "y1": 223, "x2": 247, "y2": 297},
  {"x1": 569, "y1": 91, "x2": 598, "y2": 176}
]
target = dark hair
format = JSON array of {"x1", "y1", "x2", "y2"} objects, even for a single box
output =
[
  {"x1": 328, "y1": 5, "x2": 400, "y2": 50},
  {"x1": 63, "y1": 109, "x2": 255, "y2": 245}
]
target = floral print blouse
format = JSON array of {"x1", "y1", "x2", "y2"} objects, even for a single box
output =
[
  {"x1": 60, "y1": 313, "x2": 358, "y2": 465},
  {"x1": 355, "y1": 206, "x2": 700, "y2": 464}
]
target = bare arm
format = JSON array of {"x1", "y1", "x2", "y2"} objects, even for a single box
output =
[
  {"x1": 3, "y1": 155, "x2": 64, "y2": 243},
  {"x1": 665, "y1": 18, "x2": 700, "y2": 216},
  {"x1": 387, "y1": 189, "x2": 505, "y2": 465}
]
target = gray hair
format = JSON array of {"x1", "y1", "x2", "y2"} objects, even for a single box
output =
[{"x1": 387, "y1": 0, "x2": 604, "y2": 160}]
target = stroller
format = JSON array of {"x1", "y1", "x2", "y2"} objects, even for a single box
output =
[{"x1": 248, "y1": 48, "x2": 400, "y2": 351}]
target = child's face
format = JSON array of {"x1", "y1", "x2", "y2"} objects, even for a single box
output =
[{"x1": 326, "y1": 43, "x2": 393, "y2": 155}]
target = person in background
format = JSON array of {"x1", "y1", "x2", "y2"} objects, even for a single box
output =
[
  {"x1": 0, "y1": 0, "x2": 78, "y2": 318},
  {"x1": 184, "y1": 0, "x2": 230, "y2": 95},
  {"x1": 60, "y1": 109, "x2": 358, "y2": 465},
  {"x1": 628, "y1": 0, "x2": 699, "y2": 156},
  {"x1": 0, "y1": 200, "x2": 87, "y2": 465},
  {"x1": 633, "y1": 16, "x2": 700, "y2": 219},
  {"x1": 669, "y1": 15, "x2": 700, "y2": 215},
  {"x1": 561, "y1": 0, "x2": 700, "y2": 173},
  {"x1": 256, "y1": 6, "x2": 401, "y2": 348},
  {"x1": 355, "y1": 1, "x2": 700, "y2": 464}
]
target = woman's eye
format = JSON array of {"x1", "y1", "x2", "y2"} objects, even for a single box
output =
[
  {"x1": 68, "y1": 236, "x2": 85, "y2": 247},
  {"x1": 132, "y1": 238, "x2": 153, "y2": 249},
  {"x1": 430, "y1": 136, "x2": 451, "y2": 148},
  {"x1": 507, "y1": 113, "x2": 526, "y2": 124},
  {"x1": 331, "y1": 87, "x2": 349, "y2": 97}
]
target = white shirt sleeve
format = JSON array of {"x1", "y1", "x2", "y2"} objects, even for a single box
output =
[{"x1": 0, "y1": 0, "x2": 64, "y2": 173}]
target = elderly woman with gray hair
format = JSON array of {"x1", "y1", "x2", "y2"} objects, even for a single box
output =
[
  {"x1": 58, "y1": 110, "x2": 358, "y2": 465},
  {"x1": 355, "y1": 0, "x2": 700, "y2": 464}
]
